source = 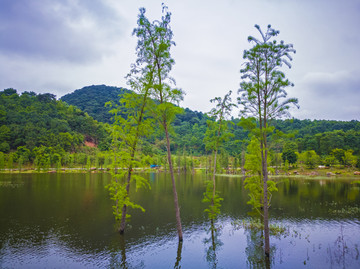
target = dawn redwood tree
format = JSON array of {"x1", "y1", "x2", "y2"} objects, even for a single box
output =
[
  {"x1": 133, "y1": 5, "x2": 185, "y2": 241},
  {"x1": 238, "y1": 24, "x2": 298, "y2": 257},
  {"x1": 105, "y1": 90, "x2": 153, "y2": 234},
  {"x1": 203, "y1": 91, "x2": 236, "y2": 221}
]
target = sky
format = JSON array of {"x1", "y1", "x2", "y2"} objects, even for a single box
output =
[{"x1": 1, "y1": 0, "x2": 360, "y2": 121}]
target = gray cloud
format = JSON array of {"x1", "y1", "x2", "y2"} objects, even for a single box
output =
[
  {"x1": 0, "y1": 0, "x2": 124, "y2": 63},
  {"x1": 0, "y1": 0, "x2": 359, "y2": 121},
  {"x1": 291, "y1": 70, "x2": 360, "y2": 120}
]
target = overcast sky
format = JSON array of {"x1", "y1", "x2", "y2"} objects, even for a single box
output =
[{"x1": 1, "y1": 0, "x2": 359, "y2": 121}]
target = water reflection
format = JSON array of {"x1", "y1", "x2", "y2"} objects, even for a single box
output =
[
  {"x1": 203, "y1": 221, "x2": 223, "y2": 268},
  {"x1": 1, "y1": 173, "x2": 360, "y2": 268},
  {"x1": 174, "y1": 240, "x2": 182, "y2": 269},
  {"x1": 327, "y1": 225, "x2": 360, "y2": 269},
  {"x1": 108, "y1": 236, "x2": 129, "y2": 269},
  {"x1": 244, "y1": 224, "x2": 274, "y2": 269}
]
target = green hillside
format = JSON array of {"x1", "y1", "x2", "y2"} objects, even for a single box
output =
[
  {"x1": 61, "y1": 85, "x2": 130, "y2": 124},
  {"x1": 1, "y1": 85, "x2": 359, "y2": 170},
  {"x1": 59, "y1": 85, "x2": 360, "y2": 157},
  {"x1": 0, "y1": 88, "x2": 109, "y2": 154}
]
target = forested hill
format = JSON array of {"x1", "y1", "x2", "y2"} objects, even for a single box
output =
[
  {"x1": 0, "y1": 88, "x2": 109, "y2": 153},
  {"x1": 60, "y1": 85, "x2": 130, "y2": 124},
  {"x1": 60, "y1": 85, "x2": 360, "y2": 156},
  {"x1": 1, "y1": 85, "x2": 360, "y2": 159}
]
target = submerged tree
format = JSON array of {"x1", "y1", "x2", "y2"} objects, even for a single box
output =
[
  {"x1": 203, "y1": 91, "x2": 236, "y2": 221},
  {"x1": 105, "y1": 6, "x2": 159, "y2": 233},
  {"x1": 243, "y1": 135, "x2": 277, "y2": 215},
  {"x1": 106, "y1": 90, "x2": 153, "y2": 234},
  {"x1": 238, "y1": 24, "x2": 298, "y2": 257},
  {"x1": 133, "y1": 5, "x2": 185, "y2": 241}
]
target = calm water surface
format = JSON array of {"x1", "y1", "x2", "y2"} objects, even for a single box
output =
[{"x1": 0, "y1": 172, "x2": 359, "y2": 268}]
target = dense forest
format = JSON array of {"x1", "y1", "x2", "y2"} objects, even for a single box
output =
[
  {"x1": 0, "y1": 88, "x2": 111, "y2": 169},
  {"x1": 61, "y1": 85, "x2": 130, "y2": 124},
  {"x1": 61, "y1": 85, "x2": 360, "y2": 157},
  {"x1": 1, "y1": 85, "x2": 360, "y2": 170}
]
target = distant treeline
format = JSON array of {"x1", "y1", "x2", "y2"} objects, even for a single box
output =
[{"x1": 1, "y1": 86, "x2": 360, "y2": 169}]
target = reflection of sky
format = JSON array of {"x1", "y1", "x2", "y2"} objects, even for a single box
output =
[
  {"x1": 1, "y1": 174, "x2": 360, "y2": 268},
  {"x1": 2, "y1": 219, "x2": 359, "y2": 268}
]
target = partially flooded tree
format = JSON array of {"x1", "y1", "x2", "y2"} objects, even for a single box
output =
[
  {"x1": 133, "y1": 5, "x2": 185, "y2": 241},
  {"x1": 105, "y1": 6, "x2": 159, "y2": 234},
  {"x1": 238, "y1": 24, "x2": 298, "y2": 257},
  {"x1": 203, "y1": 91, "x2": 236, "y2": 221},
  {"x1": 106, "y1": 90, "x2": 153, "y2": 234}
]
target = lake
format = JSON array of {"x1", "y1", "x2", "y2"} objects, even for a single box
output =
[{"x1": 0, "y1": 172, "x2": 359, "y2": 268}]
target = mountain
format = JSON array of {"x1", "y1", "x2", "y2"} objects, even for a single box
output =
[
  {"x1": 60, "y1": 85, "x2": 360, "y2": 156},
  {"x1": 61, "y1": 85, "x2": 130, "y2": 124},
  {"x1": 60, "y1": 85, "x2": 213, "y2": 154}
]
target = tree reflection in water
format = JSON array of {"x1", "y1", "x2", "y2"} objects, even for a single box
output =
[
  {"x1": 203, "y1": 221, "x2": 223, "y2": 268},
  {"x1": 108, "y1": 235, "x2": 144, "y2": 269},
  {"x1": 174, "y1": 240, "x2": 183, "y2": 269},
  {"x1": 244, "y1": 224, "x2": 275, "y2": 269}
]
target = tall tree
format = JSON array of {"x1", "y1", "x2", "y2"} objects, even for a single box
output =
[
  {"x1": 106, "y1": 91, "x2": 153, "y2": 234},
  {"x1": 238, "y1": 24, "x2": 298, "y2": 257},
  {"x1": 203, "y1": 91, "x2": 235, "y2": 221},
  {"x1": 105, "y1": 4, "x2": 162, "y2": 233},
  {"x1": 132, "y1": 5, "x2": 185, "y2": 241}
]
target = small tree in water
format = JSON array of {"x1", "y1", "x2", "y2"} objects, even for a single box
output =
[
  {"x1": 203, "y1": 91, "x2": 236, "y2": 221},
  {"x1": 105, "y1": 5, "x2": 158, "y2": 233},
  {"x1": 105, "y1": 90, "x2": 153, "y2": 234},
  {"x1": 238, "y1": 24, "x2": 298, "y2": 257}
]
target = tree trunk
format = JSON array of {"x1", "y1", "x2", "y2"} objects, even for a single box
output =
[
  {"x1": 212, "y1": 150, "x2": 217, "y2": 206},
  {"x1": 118, "y1": 92, "x2": 148, "y2": 234},
  {"x1": 263, "y1": 169, "x2": 270, "y2": 257},
  {"x1": 174, "y1": 240, "x2": 183, "y2": 268},
  {"x1": 261, "y1": 135, "x2": 270, "y2": 257},
  {"x1": 165, "y1": 124, "x2": 183, "y2": 241},
  {"x1": 119, "y1": 166, "x2": 132, "y2": 234}
]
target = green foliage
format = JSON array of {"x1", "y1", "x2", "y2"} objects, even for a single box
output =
[
  {"x1": 86, "y1": 156, "x2": 91, "y2": 170},
  {"x1": 299, "y1": 150, "x2": 320, "y2": 168},
  {"x1": 0, "y1": 152, "x2": 4, "y2": 169},
  {"x1": 342, "y1": 150, "x2": 357, "y2": 168},
  {"x1": 329, "y1": 148, "x2": 357, "y2": 167},
  {"x1": 282, "y1": 141, "x2": 298, "y2": 165},
  {"x1": 331, "y1": 148, "x2": 346, "y2": 165},
  {"x1": 7, "y1": 153, "x2": 14, "y2": 170},
  {"x1": 202, "y1": 91, "x2": 235, "y2": 220},
  {"x1": 57, "y1": 84, "x2": 360, "y2": 158},
  {"x1": 105, "y1": 178, "x2": 147, "y2": 222},
  {"x1": 202, "y1": 180, "x2": 223, "y2": 220},
  {"x1": 238, "y1": 24, "x2": 298, "y2": 120},
  {"x1": 106, "y1": 146, "x2": 151, "y2": 224},
  {"x1": 0, "y1": 88, "x2": 108, "y2": 154},
  {"x1": 61, "y1": 85, "x2": 130, "y2": 124},
  {"x1": 0, "y1": 142, "x2": 10, "y2": 153},
  {"x1": 244, "y1": 137, "x2": 278, "y2": 214},
  {"x1": 204, "y1": 91, "x2": 236, "y2": 153}
]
